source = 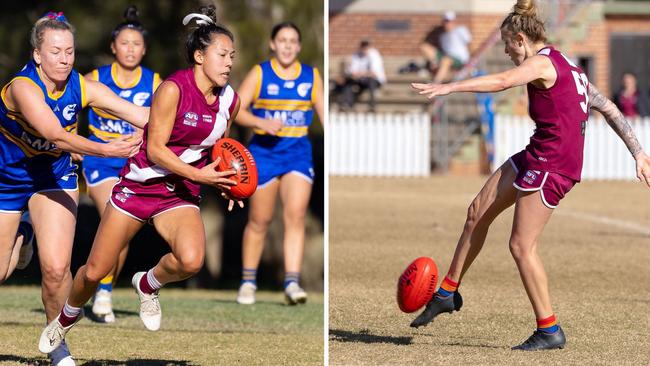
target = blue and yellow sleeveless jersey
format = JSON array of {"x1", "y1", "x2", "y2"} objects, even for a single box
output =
[
  {"x1": 249, "y1": 59, "x2": 319, "y2": 155},
  {"x1": 82, "y1": 63, "x2": 159, "y2": 185},
  {"x1": 0, "y1": 60, "x2": 86, "y2": 184},
  {"x1": 247, "y1": 59, "x2": 319, "y2": 185},
  {"x1": 87, "y1": 62, "x2": 159, "y2": 142}
]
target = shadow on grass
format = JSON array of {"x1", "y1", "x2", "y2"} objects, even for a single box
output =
[
  {"x1": 329, "y1": 328, "x2": 412, "y2": 345},
  {"x1": 211, "y1": 298, "x2": 293, "y2": 307},
  {"x1": 31, "y1": 307, "x2": 138, "y2": 318},
  {"x1": 420, "y1": 334, "x2": 508, "y2": 349},
  {"x1": 0, "y1": 355, "x2": 197, "y2": 366},
  {"x1": 83, "y1": 305, "x2": 138, "y2": 323},
  {"x1": 80, "y1": 359, "x2": 197, "y2": 365},
  {"x1": 0, "y1": 354, "x2": 50, "y2": 365}
]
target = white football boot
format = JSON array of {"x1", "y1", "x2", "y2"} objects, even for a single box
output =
[
  {"x1": 92, "y1": 289, "x2": 115, "y2": 323},
  {"x1": 236, "y1": 282, "x2": 257, "y2": 305},
  {"x1": 132, "y1": 272, "x2": 161, "y2": 331},
  {"x1": 284, "y1": 282, "x2": 307, "y2": 305},
  {"x1": 39, "y1": 313, "x2": 82, "y2": 354}
]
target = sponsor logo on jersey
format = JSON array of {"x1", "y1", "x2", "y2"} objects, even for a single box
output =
[
  {"x1": 263, "y1": 110, "x2": 306, "y2": 126},
  {"x1": 99, "y1": 119, "x2": 135, "y2": 135},
  {"x1": 297, "y1": 83, "x2": 312, "y2": 98},
  {"x1": 183, "y1": 112, "x2": 199, "y2": 127},
  {"x1": 62, "y1": 104, "x2": 78, "y2": 121},
  {"x1": 267, "y1": 83, "x2": 280, "y2": 96},
  {"x1": 133, "y1": 92, "x2": 150, "y2": 106},
  {"x1": 284, "y1": 81, "x2": 295, "y2": 89},
  {"x1": 119, "y1": 90, "x2": 133, "y2": 98},
  {"x1": 21, "y1": 131, "x2": 57, "y2": 152},
  {"x1": 202, "y1": 114, "x2": 213, "y2": 123}
]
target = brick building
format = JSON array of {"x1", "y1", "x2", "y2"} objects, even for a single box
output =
[{"x1": 330, "y1": 0, "x2": 650, "y2": 98}]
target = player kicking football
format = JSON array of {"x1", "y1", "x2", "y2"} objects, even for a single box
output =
[{"x1": 409, "y1": 0, "x2": 650, "y2": 351}]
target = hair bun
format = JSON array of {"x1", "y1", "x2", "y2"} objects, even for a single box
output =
[
  {"x1": 199, "y1": 5, "x2": 218, "y2": 24},
  {"x1": 124, "y1": 5, "x2": 140, "y2": 22},
  {"x1": 513, "y1": 0, "x2": 537, "y2": 17}
]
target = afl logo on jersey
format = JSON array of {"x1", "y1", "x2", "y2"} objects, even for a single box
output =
[
  {"x1": 297, "y1": 83, "x2": 312, "y2": 98},
  {"x1": 267, "y1": 83, "x2": 280, "y2": 96},
  {"x1": 183, "y1": 112, "x2": 199, "y2": 127},
  {"x1": 133, "y1": 92, "x2": 150, "y2": 106},
  {"x1": 62, "y1": 104, "x2": 78, "y2": 121}
]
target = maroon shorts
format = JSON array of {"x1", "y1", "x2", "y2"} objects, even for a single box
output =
[
  {"x1": 509, "y1": 151, "x2": 577, "y2": 209},
  {"x1": 109, "y1": 178, "x2": 201, "y2": 222}
]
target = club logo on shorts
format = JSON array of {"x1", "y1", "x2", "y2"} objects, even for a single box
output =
[
  {"x1": 183, "y1": 112, "x2": 199, "y2": 127},
  {"x1": 114, "y1": 187, "x2": 134, "y2": 203},
  {"x1": 523, "y1": 170, "x2": 539, "y2": 184}
]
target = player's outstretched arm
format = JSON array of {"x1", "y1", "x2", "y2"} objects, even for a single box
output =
[
  {"x1": 85, "y1": 79, "x2": 149, "y2": 128},
  {"x1": 588, "y1": 82, "x2": 650, "y2": 187},
  {"x1": 412, "y1": 55, "x2": 555, "y2": 99}
]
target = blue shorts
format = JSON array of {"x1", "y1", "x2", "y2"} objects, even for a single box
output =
[
  {"x1": 248, "y1": 145, "x2": 314, "y2": 188},
  {"x1": 0, "y1": 164, "x2": 79, "y2": 213},
  {"x1": 83, "y1": 156, "x2": 127, "y2": 186}
]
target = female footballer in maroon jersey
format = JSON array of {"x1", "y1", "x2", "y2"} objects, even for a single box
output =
[
  {"x1": 409, "y1": 0, "x2": 650, "y2": 351},
  {"x1": 39, "y1": 5, "x2": 243, "y2": 354}
]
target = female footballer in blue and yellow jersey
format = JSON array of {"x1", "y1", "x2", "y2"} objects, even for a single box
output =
[
  {"x1": 0, "y1": 12, "x2": 146, "y2": 364},
  {"x1": 83, "y1": 6, "x2": 160, "y2": 323},
  {"x1": 235, "y1": 22, "x2": 324, "y2": 305}
]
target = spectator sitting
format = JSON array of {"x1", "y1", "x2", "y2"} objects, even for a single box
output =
[
  {"x1": 419, "y1": 10, "x2": 471, "y2": 83},
  {"x1": 613, "y1": 72, "x2": 650, "y2": 118},
  {"x1": 340, "y1": 40, "x2": 386, "y2": 112}
]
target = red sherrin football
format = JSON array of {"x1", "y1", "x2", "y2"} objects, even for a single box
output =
[
  {"x1": 210, "y1": 138, "x2": 258, "y2": 199},
  {"x1": 397, "y1": 257, "x2": 439, "y2": 313}
]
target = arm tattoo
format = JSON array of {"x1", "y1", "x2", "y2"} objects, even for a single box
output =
[{"x1": 588, "y1": 82, "x2": 643, "y2": 156}]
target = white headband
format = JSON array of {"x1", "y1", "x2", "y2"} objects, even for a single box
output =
[{"x1": 182, "y1": 13, "x2": 214, "y2": 26}]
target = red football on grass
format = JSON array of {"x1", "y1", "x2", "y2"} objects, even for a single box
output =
[
  {"x1": 210, "y1": 138, "x2": 258, "y2": 199},
  {"x1": 397, "y1": 257, "x2": 438, "y2": 313}
]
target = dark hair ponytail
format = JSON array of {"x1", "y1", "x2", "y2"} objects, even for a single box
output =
[
  {"x1": 111, "y1": 5, "x2": 147, "y2": 41},
  {"x1": 184, "y1": 5, "x2": 234, "y2": 65}
]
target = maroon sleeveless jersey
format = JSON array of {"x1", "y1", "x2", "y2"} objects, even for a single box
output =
[
  {"x1": 525, "y1": 46, "x2": 589, "y2": 181},
  {"x1": 119, "y1": 68, "x2": 238, "y2": 195}
]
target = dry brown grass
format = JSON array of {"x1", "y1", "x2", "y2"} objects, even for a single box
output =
[{"x1": 329, "y1": 176, "x2": 650, "y2": 365}]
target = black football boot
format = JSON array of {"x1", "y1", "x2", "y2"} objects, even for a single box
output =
[
  {"x1": 410, "y1": 291, "x2": 463, "y2": 328},
  {"x1": 512, "y1": 326, "x2": 566, "y2": 351}
]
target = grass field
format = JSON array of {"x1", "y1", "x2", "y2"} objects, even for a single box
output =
[
  {"x1": 329, "y1": 176, "x2": 650, "y2": 365},
  {"x1": 0, "y1": 287, "x2": 323, "y2": 365}
]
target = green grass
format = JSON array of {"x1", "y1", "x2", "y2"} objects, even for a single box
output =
[
  {"x1": 0, "y1": 287, "x2": 323, "y2": 365},
  {"x1": 329, "y1": 176, "x2": 650, "y2": 365}
]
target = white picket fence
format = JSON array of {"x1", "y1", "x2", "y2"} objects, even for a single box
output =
[
  {"x1": 494, "y1": 115, "x2": 650, "y2": 180},
  {"x1": 329, "y1": 112, "x2": 650, "y2": 180},
  {"x1": 329, "y1": 113, "x2": 431, "y2": 176}
]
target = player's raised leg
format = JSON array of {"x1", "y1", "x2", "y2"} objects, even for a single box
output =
[
  {"x1": 128, "y1": 206, "x2": 205, "y2": 331},
  {"x1": 411, "y1": 161, "x2": 517, "y2": 327},
  {"x1": 238, "y1": 179, "x2": 280, "y2": 304}
]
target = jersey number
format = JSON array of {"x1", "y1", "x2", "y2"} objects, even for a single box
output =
[{"x1": 571, "y1": 70, "x2": 589, "y2": 113}]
